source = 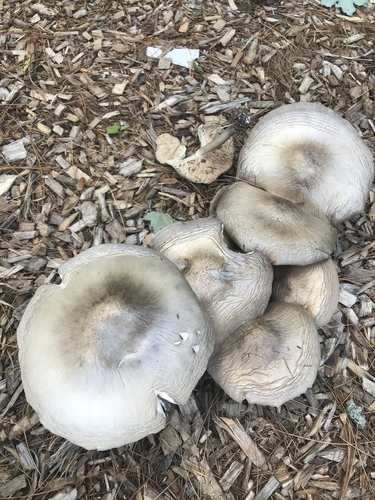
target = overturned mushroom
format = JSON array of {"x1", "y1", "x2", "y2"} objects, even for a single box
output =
[
  {"x1": 272, "y1": 259, "x2": 340, "y2": 327},
  {"x1": 210, "y1": 182, "x2": 337, "y2": 265},
  {"x1": 208, "y1": 302, "x2": 321, "y2": 407},
  {"x1": 17, "y1": 244, "x2": 215, "y2": 450},
  {"x1": 152, "y1": 218, "x2": 273, "y2": 346},
  {"x1": 155, "y1": 123, "x2": 235, "y2": 183},
  {"x1": 237, "y1": 102, "x2": 374, "y2": 224}
]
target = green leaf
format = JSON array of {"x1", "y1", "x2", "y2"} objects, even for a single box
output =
[
  {"x1": 106, "y1": 123, "x2": 130, "y2": 135},
  {"x1": 321, "y1": 0, "x2": 368, "y2": 16},
  {"x1": 192, "y1": 60, "x2": 205, "y2": 74},
  {"x1": 143, "y1": 211, "x2": 174, "y2": 233},
  {"x1": 23, "y1": 54, "x2": 32, "y2": 72}
]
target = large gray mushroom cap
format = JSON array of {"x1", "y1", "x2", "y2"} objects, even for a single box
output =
[
  {"x1": 152, "y1": 218, "x2": 273, "y2": 347},
  {"x1": 237, "y1": 102, "x2": 374, "y2": 225},
  {"x1": 272, "y1": 258, "x2": 340, "y2": 327},
  {"x1": 210, "y1": 182, "x2": 337, "y2": 266},
  {"x1": 208, "y1": 302, "x2": 321, "y2": 407},
  {"x1": 17, "y1": 244, "x2": 214, "y2": 450}
]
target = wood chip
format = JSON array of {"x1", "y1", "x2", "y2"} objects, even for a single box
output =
[
  {"x1": 214, "y1": 417, "x2": 266, "y2": 466},
  {"x1": 0, "y1": 475, "x2": 27, "y2": 498}
]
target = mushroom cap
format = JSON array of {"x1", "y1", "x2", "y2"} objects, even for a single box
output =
[
  {"x1": 210, "y1": 182, "x2": 337, "y2": 265},
  {"x1": 152, "y1": 218, "x2": 273, "y2": 347},
  {"x1": 208, "y1": 301, "x2": 321, "y2": 407},
  {"x1": 236, "y1": 102, "x2": 374, "y2": 225},
  {"x1": 17, "y1": 244, "x2": 214, "y2": 450},
  {"x1": 272, "y1": 259, "x2": 340, "y2": 327},
  {"x1": 155, "y1": 133, "x2": 186, "y2": 167},
  {"x1": 161, "y1": 123, "x2": 234, "y2": 184}
]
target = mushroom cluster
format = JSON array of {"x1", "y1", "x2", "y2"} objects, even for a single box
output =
[{"x1": 17, "y1": 102, "x2": 374, "y2": 450}]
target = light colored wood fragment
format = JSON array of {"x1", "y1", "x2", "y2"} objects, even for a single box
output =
[
  {"x1": 112, "y1": 82, "x2": 127, "y2": 95},
  {"x1": 53, "y1": 124, "x2": 64, "y2": 136},
  {"x1": 318, "y1": 448, "x2": 346, "y2": 462},
  {"x1": 16, "y1": 443, "x2": 36, "y2": 470},
  {"x1": 66, "y1": 166, "x2": 91, "y2": 181},
  {"x1": 179, "y1": 19, "x2": 189, "y2": 32},
  {"x1": 55, "y1": 155, "x2": 70, "y2": 169},
  {"x1": 220, "y1": 28, "x2": 236, "y2": 46},
  {"x1": 213, "y1": 18, "x2": 226, "y2": 31},
  {"x1": 339, "y1": 288, "x2": 357, "y2": 307},
  {"x1": 44, "y1": 176, "x2": 65, "y2": 198},
  {"x1": 66, "y1": 113, "x2": 79, "y2": 123},
  {"x1": 0, "y1": 475, "x2": 27, "y2": 498},
  {"x1": 228, "y1": 0, "x2": 238, "y2": 11},
  {"x1": 298, "y1": 76, "x2": 314, "y2": 94},
  {"x1": 49, "y1": 488, "x2": 78, "y2": 500},
  {"x1": 184, "y1": 457, "x2": 227, "y2": 499},
  {"x1": 253, "y1": 476, "x2": 280, "y2": 500},
  {"x1": 13, "y1": 230, "x2": 38, "y2": 240},
  {"x1": 2, "y1": 138, "x2": 30, "y2": 161},
  {"x1": 219, "y1": 460, "x2": 244, "y2": 492},
  {"x1": 214, "y1": 417, "x2": 266, "y2": 466},
  {"x1": 0, "y1": 175, "x2": 18, "y2": 196}
]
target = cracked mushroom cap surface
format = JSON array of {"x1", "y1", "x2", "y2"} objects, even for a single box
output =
[
  {"x1": 272, "y1": 258, "x2": 340, "y2": 327},
  {"x1": 152, "y1": 218, "x2": 273, "y2": 347},
  {"x1": 237, "y1": 102, "x2": 374, "y2": 225},
  {"x1": 156, "y1": 123, "x2": 235, "y2": 184},
  {"x1": 17, "y1": 244, "x2": 215, "y2": 451},
  {"x1": 210, "y1": 182, "x2": 337, "y2": 266},
  {"x1": 208, "y1": 301, "x2": 321, "y2": 407}
]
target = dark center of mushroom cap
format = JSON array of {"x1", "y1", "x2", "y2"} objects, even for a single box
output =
[
  {"x1": 279, "y1": 140, "x2": 331, "y2": 188},
  {"x1": 55, "y1": 274, "x2": 162, "y2": 368}
]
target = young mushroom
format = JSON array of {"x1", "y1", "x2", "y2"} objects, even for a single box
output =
[
  {"x1": 236, "y1": 102, "x2": 374, "y2": 225},
  {"x1": 17, "y1": 244, "x2": 215, "y2": 450},
  {"x1": 210, "y1": 182, "x2": 337, "y2": 266},
  {"x1": 208, "y1": 302, "x2": 321, "y2": 407},
  {"x1": 272, "y1": 258, "x2": 340, "y2": 327},
  {"x1": 152, "y1": 218, "x2": 273, "y2": 347},
  {"x1": 155, "y1": 123, "x2": 235, "y2": 184}
]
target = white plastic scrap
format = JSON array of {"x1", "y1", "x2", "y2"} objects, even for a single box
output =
[{"x1": 146, "y1": 47, "x2": 199, "y2": 68}]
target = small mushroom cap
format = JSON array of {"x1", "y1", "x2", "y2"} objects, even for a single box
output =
[
  {"x1": 237, "y1": 102, "x2": 374, "y2": 224},
  {"x1": 17, "y1": 244, "x2": 214, "y2": 450},
  {"x1": 152, "y1": 218, "x2": 273, "y2": 346},
  {"x1": 170, "y1": 124, "x2": 234, "y2": 184},
  {"x1": 155, "y1": 133, "x2": 186, "y2": 166},
  {"x1": 210, "y1": 182, "x2": 337, "y2": 265},
  {"x1": 208, "y1": 302, "x2": 321, "y2": 407},
  {"x1": 272, "y1": 259, "x2": 340, "y2": 327}
]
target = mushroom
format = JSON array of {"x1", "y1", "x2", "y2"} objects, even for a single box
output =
[
  {"x1": 236, "y1": 102, "x2": 374, "y2": 225},
  {"x1": 208, "y1": 302, "x2": 321, "y2": 407},
  {"x1": 17, "y1": 244, "x2": 215, "y2": 450},
  {"x1": 210, "y1": 182, "x2": 337, "y2": 266},
  {"x1": 272, "y1": 259, "x2": 340, "y2": 327},
  {"x1": 155, "y1": 123, "x2": 235, "y2": 184},
  {"x1": 152, "y1": 218, "x2": 273, "y2": 346}
]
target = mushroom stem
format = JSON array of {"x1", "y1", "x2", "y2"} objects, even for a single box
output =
[{"x1": 196, "y1": 126, "x2": 236, "y2": 158}]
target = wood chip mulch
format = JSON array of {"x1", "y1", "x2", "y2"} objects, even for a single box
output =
[{"x1": 0, "y1": 0, "x2": 374, "y2": 499}]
